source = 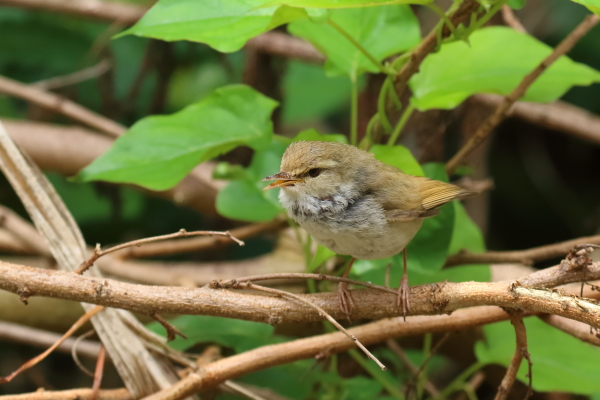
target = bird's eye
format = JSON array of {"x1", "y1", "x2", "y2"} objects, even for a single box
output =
[{"x1": 308, "y1": 168, "x2": 322, "y2": 178}]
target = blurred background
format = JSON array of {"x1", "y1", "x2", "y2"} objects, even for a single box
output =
[{"x1": 0, "y1": 0, "x2": 599, "y2": 397}]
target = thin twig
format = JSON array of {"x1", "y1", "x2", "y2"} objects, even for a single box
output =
[
  {"x1": 386, "y1": 339, "x2": 440, "y2": 398},
  {"x1": 72, "y1": 330, "x2": 98, "y2": 377},
  {"x1": 90, "y1": 345, "x2": 106, "y2": 400},
  {"x1": 221, "y1": 381, "x2": 268, "y2": 400},
  {"x1": 74, "y1": 229, "x2": 244, "y2": 274},
  {"x1": 151, "y1": 314, "x2": 187, "y2": 342},
  {"x1": 0, "y1": 305, "x2": 104, "y2": 384},
  {"x1": 501, "y1": 5, "x2": 527, "y2": 33},
  {"x1": 446, "y1": 13, "x2": 600, "y2": 174},
  {"x1": 445, "y1": 234, "x2": 600, "y2": 266},
  {"x1": 494, "y1": 311, "x2": 531, "y2": 400},
  {"x1": 229, "y1": 281, "x2": 387, "y2": 370},
  {"x1": 33, "y1": 60, "x2": 112, "y2": 90}
]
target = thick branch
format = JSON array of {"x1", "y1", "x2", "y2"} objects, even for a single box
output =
[
  {"x1": 445, "y1": 234, "x2": 600, "y2": 266},
  {"x1": 2, "y1": 260, "x2": 600, "y2": 324},
  {"x1": 446, "y1": 14, "x2": 600, "y2": 174}
]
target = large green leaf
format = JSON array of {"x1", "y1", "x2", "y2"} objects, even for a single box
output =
[
  {"x1": 288, "y1": 5, "x2": 420, "y2": 79},
  {"x1": 572, "y1": 0, "x2": 600, "y2": 15},
  {"x1": 117, "y1": 0, "x2": 311, "y2": 52},
  {"x1": 410, "y1": 27, "x2": 600, "y2": 110},
  {"x1": 476, "y1": 318, "x2": 600, "y2": 394},
  {"x1": 266, "y1": 0, "x2": 430, "y2": 7},
  {"x1": 77, "y1": 85, "x2": 277, "y2": 191}
]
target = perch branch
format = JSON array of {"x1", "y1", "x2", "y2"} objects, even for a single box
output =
[{"x1": 446, "y1": 13, "x2": 600, "y2": 174}]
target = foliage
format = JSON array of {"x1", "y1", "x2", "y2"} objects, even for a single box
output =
[{"x1": 2, "y1": 0, "x2": 600, "y2": 398}]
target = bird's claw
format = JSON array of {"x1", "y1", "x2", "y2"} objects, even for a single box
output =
[
  {"x1": 338, "y1": 282, "x2": 355, "y2": 319},
  {"x1": 397, "y1": 275, "x2": 411, "y2": 321}
]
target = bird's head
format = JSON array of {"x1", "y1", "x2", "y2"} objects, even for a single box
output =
[{"x1": 262, "y1": 141, "x2": 371, "y2": 199}]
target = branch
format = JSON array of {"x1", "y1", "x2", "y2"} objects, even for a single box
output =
[
  {"x1": 391, "y1": 0, "x2": 480, "y2": 104},
  {"x1": 0, "y1": 321, "x2": 102, "y2": 359},
  {"x1": 0, "y1": 204, "x2": 52, "y2": 257},
  {"x1": 445, "y1": 234, "x2": 600, "y2": 266},
  {"x1": 472, "y1": 94, "x2": 600, "y2": 147},
  {"x1": 33, "y1": 59, "x2": 112, "y2": 90},
  {"x1": 246, "y1": 31, "x2": 324, "y2": 64},
  {"x1": 494, "y1": 311, "x2": 531, "y2": 400},
  {"x1": 0, "y1": 75, "x2": 125, "y2": 137},
  {"x1": 0, "y1": 389, "x2": 132, "y2": 400},
  {"x1": 2, "y1": 259, "x2": 600, "y2": 323},
  {"x1": 539, "y1": 314, "x2": 600, "y2": 346},
  {"x1": 501, "y1": 5, "x2": 526, "y2": 33},
  {"x1": 446, "y1": 13, "x2": 600, "y2": 174}
]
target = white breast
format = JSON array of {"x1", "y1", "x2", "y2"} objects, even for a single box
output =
[{"x1": 279, "y1": 188, "x2": 422, "y2": 260}]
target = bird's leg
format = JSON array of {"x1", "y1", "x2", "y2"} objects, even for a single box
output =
[
  {"x1": 397, "y1": 248, "x2": 411, "y2": 321},
  {"x1": 338, "y1": 257, "x2": 356, "y2": 318}
]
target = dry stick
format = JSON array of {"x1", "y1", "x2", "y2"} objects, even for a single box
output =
[
  {"x1": 494, "y1": 311, "x2": 532, "y2": 400},
  {"x1": 231, "y1": 281, "x2": 387, "y2": 371},
  {"x1": 0, "y1": 388, "x2": 133, "y2": 400},
  {"x1": 74, "y1": 229, "x2": 244, "y2": 274},
  {"x1": 122, "y1": 220, "x2": 283, "y2": 259},
  {"x1": 0, "y1": 75, "x2": 125, "y2": 137},
  {"x1": 151, "y1": 314, "x2": 187, "y2": 342},
  {"x1": 445, "y1": 234, "x2": 600, "y2": 266},
  {"x1": 539, "y1": 314, "x2": 600, "y2": 347},
  {"x1": 90, "y1": 345, "x2": 107, "y2": 400},
  {"x1": 446, "y1": 13, "x2": 600, "y2": 174},
  {"x1": 221, "y1": 381, "x2": 268, "y2": 400},
  {"x1": 0, "y1": 321, "x2": 101, "y2": 360},
  {"x1": 501, "y1": 5, "x2": 527, "y2": 33},
  {"x1": 0, "y1": 204, "x2": 52, "y2": 257},
  {"x1": 0, "y1": 305, "x2": 104, "y2": 384},
  {"x1": 72, "y1": 330, "x2": 99, "y2": 377},
  {"x1": 386, "y1": 339, "x2": 440, "y2": 397}
]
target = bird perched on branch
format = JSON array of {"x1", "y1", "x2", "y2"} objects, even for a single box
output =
[{"x1": 263, "y1": 141, "x2": 474, "y2": 318}]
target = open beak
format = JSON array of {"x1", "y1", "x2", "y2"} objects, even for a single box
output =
[{"x1": 262, "y1": 172, "x2": 302, "y2": 191}]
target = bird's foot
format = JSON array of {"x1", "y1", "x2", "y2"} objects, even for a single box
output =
[
  {"x1": 397, "y1": 275, "x2": 411, "y2": 321},
  {"x1": 338, "y1": 282, "x2": 355, "y2": 319}
]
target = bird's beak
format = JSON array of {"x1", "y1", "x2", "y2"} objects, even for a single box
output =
[{"x1": 262, "y1": 172, "x2": 302, "y2": 190}]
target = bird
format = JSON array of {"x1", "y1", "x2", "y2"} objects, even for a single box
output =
[{"x1": 262, "y1": 141, "x2": 474, "y2": 318}]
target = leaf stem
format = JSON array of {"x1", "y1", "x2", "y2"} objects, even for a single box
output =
[
  {"x1": 433, "y1": 362, "x2": 485, "y2": 400},
  {"x1": 348, "y1": 349, "x2": 404, "y2": 399},
  {"x1": 351, "y1": 78, "x2": 359, "y2": 146},
  {"x1": 327, "y1": 18, "x2": 394, "y2": 75},
  {"x1": 377, "y1": 78, "x2": 394, "y2": 133},
  {"x1": 467, "y1": 0, "x2": 510, "y2": 35},
  {"x1": 387, "y1": 103, "x2": 415, "y2": 146}
]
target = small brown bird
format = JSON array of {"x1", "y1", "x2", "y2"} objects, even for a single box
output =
[{"x1": 263, "y1": 141, "x2": 474, "y2": 317}]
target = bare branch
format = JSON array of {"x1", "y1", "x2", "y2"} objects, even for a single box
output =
[
  {"x1": 446, "y1": 234, "x2": 600, "y2": 266},
  {"x1": 539, "y1": 314, "x2": 600, "y2": 346},
  {"x1": 33, "y1": 59, "x2": 112, "y2": 90},
  {"x1": 446, "y1": 14, "x2": 600, "y2": 174},
  {"x1": 501, "y1": 5, "x2": 527, "y2": 33},
  {"x1": 0, "y1": 389, "x2": 132, "y2": 400},
  {"x1": 0, "y1": 75, "x2": 126, "y2": 137},
  {"x1": 2, "y1": 259, "x2": 600, "y2": 324},
  {"x1": 246, "y1": 31, "x2": 324, "y2": 63},
  {"x1": 494, "y1": 311, "x2": 531, "y2": 400}
]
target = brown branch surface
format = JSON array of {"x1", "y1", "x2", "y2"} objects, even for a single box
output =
[
  {"x1": 501, "y1": 5, "x2": 526, "y2": 33},
  {"x1": 0, "y1": 75, "x2": 126, "y2": 137},
  {"x1": 446, "y1": 14, "x2": 600, "y2": 174},
  {"x1": 494, "y1": 312, "x2": 529, "y2": 400},
  {"x1": 540, "y1": 314, "x2": 600, "y2": 346},
  {"x1": 0, "y1": 388, "x2": 132, "y2": 400},
  {"x1": 2, "y1": 260, "x2": 600, "y2": 324},
  {"x1": 446, "y1": 234, "x2": 600, "y2": 266}
]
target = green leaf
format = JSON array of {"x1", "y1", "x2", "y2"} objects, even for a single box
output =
[
  {"x1": 571, "y1": 0, "x2": 600, "y2": 15},
  {"x1": 147, "y1": 315, "x2": 275, "y2": 352},
  {"x1": 308, "y1": 244, "x2": 336, "y2": 272},
  {"x1": 410, "y1": 27, "x2": 600, "y2": 110},
  {"x1": 342, "y1": 377, "x2": 384, "y2": 400},
  {"x1": 283, "y1": 61, "x2": 352, "y2": 123},
  {"x1": 266, "y1": 0, "x2": 431, "y2": 8},
  {"x1": 117, "y1": 0, "x2": 310, "y2": 52},
  {"x1": 449, "y1": 202, "x2": 485, "y2": 254},
  {"x1": 217, "y1": 136, "x2": 288, "y2": 221},
  {"x1": 77, "y1": 85, "x2": 277, "y2": 191},
  {"x1": 292, "y1": 128, "x2": 348, "y2": 143},
  {"x1": 370, "y1": 145, "x2": 424, "y2": 176},
  {"x1": 507, "y1": 0, "x2": 526, "y2": 9},
  {"x1": 476, "y1": 318, "x2": 600, "y2": 394},
  {"x1": 288, "y1": 5, "x2": 420, "y2": 79}
]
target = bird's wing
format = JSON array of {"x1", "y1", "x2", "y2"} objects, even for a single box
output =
[
  {"x1": 384, "y1": 208, "x2": 439, "y2": 222},
  {"x1": 416, "y1": 177, "x2": 475, "y2": 210}
]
